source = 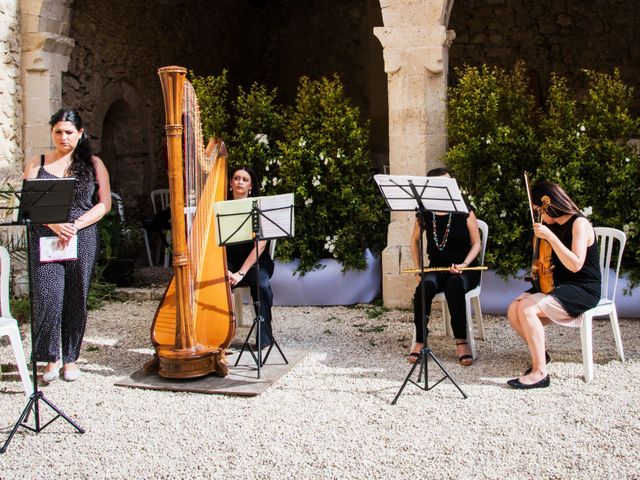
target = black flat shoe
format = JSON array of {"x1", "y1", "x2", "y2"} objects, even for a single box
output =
[
  {"x1": 523, "y1": 351, "x2": 551, "y2": 375},
  {"x1": 507, "y1": 375, "x2": 550, "y2": 389}
]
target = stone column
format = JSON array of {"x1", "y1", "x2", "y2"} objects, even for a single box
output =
[
  {"x1": 374, "y1": 0, "x2": 454, "y2": 308},
  {"x1": 21, "y1": 0, "x2": 75, "y2": 164}
]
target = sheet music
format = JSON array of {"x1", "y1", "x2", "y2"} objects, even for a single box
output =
[
  {"x1": 214, "y1": 197, "x2": 254, "y2": 245},
  {"x1": 39, "y1": 235, "x2": 78, "y2": 262},
  {"x1": 258, "y1": 193, "x2": 295, "y2": 239},
  {"x1": 374, "y1": 174, "x2": 468, "y2": 213}
]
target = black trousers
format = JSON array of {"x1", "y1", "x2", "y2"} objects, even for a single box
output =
[
  {"x1": 230, "y1": 261, "x2": 274, "y2": 345},
  {"x1": 413, "y1": 270, "x2": 480, "y2": 341}
]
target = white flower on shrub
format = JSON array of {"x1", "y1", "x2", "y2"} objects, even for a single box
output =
[
  {"x1": 500, "y1": 209, "x2": 507, "y2": 218},
  {"x1": 261, "y1": 178, "x2": 268, "y2": 189},
  {"x1": 312, "y1": 175, "x2": 321, "y2": 187},
  {"x1": 581, "y1": 206, "x2": 593, "y2": 218},
  {"x1": 625, "y1": 157, "x2": 630, "y2": 163},
  {"x1": 496, "y1": 164, "x2": 502, "y2": 176},
  {"x1": 336, "y1": 150, "x2": 342, "y2": 159},
  {"x1": 271, "y1": 177, "x2": 282, "y2": 186},
  {"x1": 298, "y1": 138, "x2": 306, "y2": 147},
  {"x1": 576, "y1": 124, "x2": 586, "y2": 137},
  {"x1": 254, "y1": 133, "x2": 269, "y2": 147},
  {"x1": 324, "y1": 235, "x2": 337, "y2": 254},
  {"x1": 486, "y1": 138, "x2": 491, "y2": 144},
  {"x1": 304, "y1": 197, "x2": 313, "y2": 207},
  {"x1": 265, "y1": 165, "x2": 269, "y2": 171}
]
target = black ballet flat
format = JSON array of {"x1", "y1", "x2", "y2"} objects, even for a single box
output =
[
  {"x1": 507, "y1": 375, "x2": 550, "y2": 390},
  {"x1": 523, "y1": 351, "x2": 551, "y2": 375}
]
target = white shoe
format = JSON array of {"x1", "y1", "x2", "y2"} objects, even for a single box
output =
[
  {"x1": 63, "y1": 367, "x2": 81, "y2": 382},
  {"x1": 42, "y1": 362, "x2": 61, "y2": 383}
]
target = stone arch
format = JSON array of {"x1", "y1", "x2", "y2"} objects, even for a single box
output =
[
  {"x1": 20, "y1": 0, "x2": 75, "y2": 164},
  {"x1": 92, "y1": 80, "x2": 153, "y2": 213}
]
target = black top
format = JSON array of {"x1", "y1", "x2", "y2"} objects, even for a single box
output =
[
  {"x1": 421, "y1": 211, "x2": 476, "y2": 267},
  {"x1": 546, "y1": 214, "x2": 601, "y2": 316},
  {"x1": 226, "y1": 240, "x2": 274, "y2": 276}
]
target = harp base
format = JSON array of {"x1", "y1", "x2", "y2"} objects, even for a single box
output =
[{"x1": 155, "y1": 346, "x2": 227, "y2": 379}]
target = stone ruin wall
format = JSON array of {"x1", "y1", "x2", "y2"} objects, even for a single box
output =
[
  {"x1": 449, "y1": 0, "x2": 640, "y2": 112},
  {"x1": 0, "y1": 1, "x2": 22, "y2": 179}
]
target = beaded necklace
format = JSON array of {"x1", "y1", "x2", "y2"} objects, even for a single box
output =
[{"x1": 431, "y1": 212, "x2": 452, "y2": 251}]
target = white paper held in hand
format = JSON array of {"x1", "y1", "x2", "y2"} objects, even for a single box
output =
[{"x1": 39, "y1": 235, "x2": 78, "y2": 262}]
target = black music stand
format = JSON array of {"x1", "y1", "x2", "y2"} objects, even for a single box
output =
[
  {"x1": 215, "y1": 193, "x2": 294, "y2": 379},
  {"x1": 1, "y1": 177, "x2": 84, "y2": 454},
  {"x1": 374, "y1": 174, "x2": 468, "y2": 403}
]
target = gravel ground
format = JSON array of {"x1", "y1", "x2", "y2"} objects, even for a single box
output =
[{"x1": 1, "y1": 298, "x2": 639, "y2": 479}]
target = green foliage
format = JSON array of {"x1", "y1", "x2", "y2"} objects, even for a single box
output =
[
  {"x1": 229, "y1": 82, "x2": 284, "y2": 185},
  {"x1": 446, "y1": 64, "x2": 640, "y2": 285},
  {"x1": 192, "y1": 71, "x2": 387, "y2": 274},
  {"x1": 538, "y1": 69, "x2": 640, "y2": 285},
  {"x1": 10, "y1": 296, "x2": 30, "y2": 325},
  {"x1": 97, "y1": 210, "x2": 143, "y2": 262},
  {"x1": 189, "y1": 69, "x2": 230, "y2": 141},
  {"x1": 446, "y1": 62, "x2": 541, "y2": 275},
  {"x1": 273, "y1": 75, "x2": 388, "y2": 273}
]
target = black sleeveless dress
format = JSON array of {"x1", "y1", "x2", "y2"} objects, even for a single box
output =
[
  {"x1": 29, "y1": 156, "x2": 99, "y2": 364},
  {"x1": 546, "y1": 214, "x2": 601, "y2": 316}
]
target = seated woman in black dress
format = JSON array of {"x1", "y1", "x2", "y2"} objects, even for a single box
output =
[
  {"x1": 507, "y1": 181, "x2": 601, "y2": 389},
  {"x1": 226, "y1": 166, "x2": 274, "y2": 348},
  {"x1": 408, "y1": 168, "x2": 482, "y2": 366}
]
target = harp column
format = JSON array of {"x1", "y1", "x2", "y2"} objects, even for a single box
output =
[
  {"x1": 374, "y1": 0, "x2": 456, "y2": 308},
  {"x1": 158, "y1": 66, "x2": 196, "y2": 350}
]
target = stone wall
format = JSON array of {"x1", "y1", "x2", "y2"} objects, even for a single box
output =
[
  {"x1": 0, "y1": 0, "x2": 22, "y2": 178},
  {"x1": 61, "y1": 0, "x2": 387, "y2": 214},
  {"x1": 449, "y1": 0, "x2": 640, "y2": 112}
]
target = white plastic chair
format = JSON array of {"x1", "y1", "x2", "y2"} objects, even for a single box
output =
[
  {"x1": 580, "y1": 227, "x2": 626, "y2": 383},
  {"x1": 233, "y1": 240, "x2": 276, "y2": 327},
  {"x1": 143, "y1": 189, "x2": 171, "y2": 267},
  {"x1": 0, "y1": 246, "x2": 33, "y2": 397},
  {"x1": 433, "y1": 219, "x2": 488, "y2": 360}
]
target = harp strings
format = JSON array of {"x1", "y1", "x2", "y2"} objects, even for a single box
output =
[{"x1": 183, "y1": 81, "x2": 208, "y2": 312}]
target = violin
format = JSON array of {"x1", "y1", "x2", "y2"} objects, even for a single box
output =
[{"x1": 524, "y1": 172, "x2": 554, "y2": 294}]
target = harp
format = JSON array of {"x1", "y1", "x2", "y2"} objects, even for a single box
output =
[{"x1": 146, "y1": 66, "x2": 235, "y2": 379}]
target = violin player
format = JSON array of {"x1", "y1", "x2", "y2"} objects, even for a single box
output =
[{"x1": 506, "y1": 180, "x2": 601, "y2": 390}]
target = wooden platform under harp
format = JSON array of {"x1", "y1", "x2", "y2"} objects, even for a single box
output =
[{"x1": 146, "y1": 66, "x2": 235, "y2": 379}]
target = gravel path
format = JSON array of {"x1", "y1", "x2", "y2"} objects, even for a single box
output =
[{"x1": 1, "y1": 299, "x2": 639, "y2": 479}]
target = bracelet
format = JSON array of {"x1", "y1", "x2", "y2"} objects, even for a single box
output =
[{"x1": 237, "y1": 271, "x2": 246, "y2": 277}]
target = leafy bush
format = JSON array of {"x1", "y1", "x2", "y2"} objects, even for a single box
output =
[
  {"x1": 445, "y1": 62, "x2": 541, "y2": 275},
  {"x1": 191, "y1": 72, "x2": 387, "y2": 274},
  {"x1": 446, "y1": 64, "x2": 640, "y2": 285},
  {"x1": 273, "y1": 75, "x2": 387, "y2": 273},
  {"x1": 229, "y1": 82, "x2": 284, "y2": 184}
]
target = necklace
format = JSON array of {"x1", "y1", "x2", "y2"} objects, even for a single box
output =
[{"x1": 432, "y1": 212, "x2": 452, "y2": 251}]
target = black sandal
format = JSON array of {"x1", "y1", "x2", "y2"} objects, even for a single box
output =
[
  {"x1": 407, "y1": 352, "x2": 420, "y2": 364},
  {"x1": 456, "y1": 340, "x2": 473, "y2": 366}
]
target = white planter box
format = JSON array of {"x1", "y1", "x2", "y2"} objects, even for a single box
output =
[{"x1": 271, "y1": 249, "x2": 381, "y2": 306}]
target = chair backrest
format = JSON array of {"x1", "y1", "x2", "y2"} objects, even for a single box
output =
[
  {"x1": 111, "y1": 192, "x2": 125, "y2": 222},
  {"x1": 0, "y1": 246, "x2": 12, "y2": 318},
  {"x1": 151, "y1": 189, "x2": 171, "y2": 214},
  {"x1": 594, "y1": 227, "x2": 626, "y2": 302},
  {"x1": 476, "y1": 219, "x2": 489, "y2": 284}
]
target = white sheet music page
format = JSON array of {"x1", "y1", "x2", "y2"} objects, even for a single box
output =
[
  {"x1": 373, "y1": 174, "x2": 468, "y2": 213},
  {"x1": 39, "y1": 235, "x2": 78, "y2": 262},
  {"x1": 258, "y1": 193, "x2": 295, "y2": 239}
]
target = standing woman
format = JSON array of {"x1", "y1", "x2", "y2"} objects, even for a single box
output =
[
  {"x1": 226, "y1": 166, "x2": 274, "y2": 348},
  {"x1": 507, "y1": 181, "x2": 601, "y2": 389},
  {"x1": 23, "y1": 109, "x2": 111, "y2": 382},
  {"x1": 408, "y1": 168, "x2": 482, "y2": 366}
]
